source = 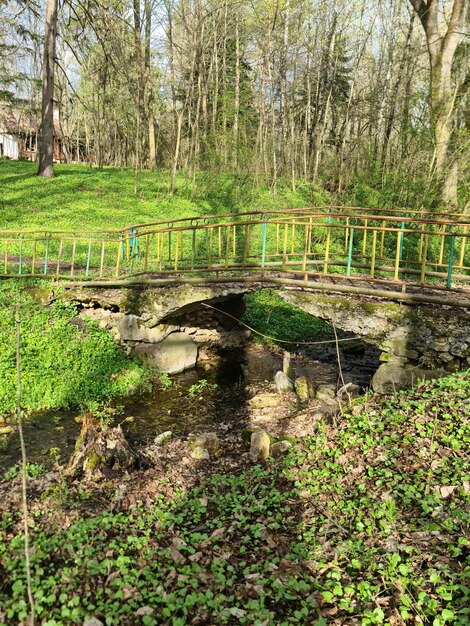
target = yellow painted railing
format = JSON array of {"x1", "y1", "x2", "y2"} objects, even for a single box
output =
[{"x1": 1, "y1": 207, "x2": 469, "y2": 291}]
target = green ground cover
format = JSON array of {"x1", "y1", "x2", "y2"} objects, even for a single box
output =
[
  {"x1": 0, "y1": 161, "x2": 327, "y2": 232},
  {"x1": 0, "y1": 282, "x2": 151, "y2": 414},
  {"x1": 242, "y1": 289, "x2": 331, "y2": 343},
  {"x1": 0, "y1": 371, "x2": 468, "y2": 625}
]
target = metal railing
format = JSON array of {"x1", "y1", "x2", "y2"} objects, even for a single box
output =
[{"x1": 1, "y1": 207, "x2": 469, "y2": 291}]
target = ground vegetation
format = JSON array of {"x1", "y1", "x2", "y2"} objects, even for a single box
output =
[{"x1": 0, "y1": 371, "x2": 468, "y2": 625}]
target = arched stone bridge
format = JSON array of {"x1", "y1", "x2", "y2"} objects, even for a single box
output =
[
  {"x1": 64, "y1": 276, "x2": 470, "y2": 394},
  {"x1": 5, "y1": 206, "x2": 469, "y2": 391}
]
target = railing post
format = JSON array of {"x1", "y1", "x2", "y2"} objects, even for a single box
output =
[
  {"x1": 420, "y1": 233, "x2": 428, "y2": 284},
  {"x1": 225, "y1": 225, "x2": 230, "y2": 268},
  {"x1": 362, "y1": 219, "x2": 368, "y2": 255},
  {"x1": 447, "y1": 234, "x2": 456, "y2": 288},
  {"x1": 56, "y1": 239, "x2": 63, "y2": 278},
  {"x1": 370, "y1": 230, "x2": 377, "y2": 278},
  {"x1": 85, "y1": 240, "x2": 92, "y2": 278},
  {"x1": 168, "y1": 223, "x2": 173, "y2": 263},
  {"x1": 129, "y1": 228, "x2": 138, "y2": 274},
  {"x1": 44, "y1": 232, "x2": 51, "y2": 274},
  {"x1": 399, "y1": 221, "x2": 405, "y2": 260},
  {"x1": 346, "y1": 226, "x2": 355, "y2": 277},
  {"x1": 459, "y1": 225, "x2": 467, "y2": 268},
  {"x1": 439, "y1": 224, "x2": 447, "y2": 266},
  {"x1": 18, "y1": 234, "x2": 23, "y2": 275},
  {"x1": 191, "y1": 221, "x2": 197, "y2": 269},
  {"x1": 208, "y1": 227, "x2": 213, "y2": 268},
  {"x1": 261, "y1": 215, "x2": 268, "y2": 269},
  {"x1": 394, "y1": 228, "x2": 402, "y2": 281},
  {"x1": 323, "y1": 217, "x2": 332, "y2": 274}
]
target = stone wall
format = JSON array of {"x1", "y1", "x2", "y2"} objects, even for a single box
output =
[
  {"x1": 280, "y1": 290, "x2": 470, "y2": 393},
  {"x1": 72, "y1": 285, "x2": 253, "y2": 374},
  {"x1": 62, "y1": 283, "x2": 470, "y2": 392}
]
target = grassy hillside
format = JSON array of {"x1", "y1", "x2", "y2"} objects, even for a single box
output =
[
  {"x1": 0, "y1": 161, "x2": 329, "y2": 232},
  {"x1": 0, "y1": 284, "x2": 151, "y2": 414}
]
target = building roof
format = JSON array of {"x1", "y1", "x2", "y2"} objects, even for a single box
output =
[
  {"x1": 0, "y1": 107, "x2": 37, "y2": 134},
  {"x1": 0, "y1": 106, "x2": 61, "y2": 136}
]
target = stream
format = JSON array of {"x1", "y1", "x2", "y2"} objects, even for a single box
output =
[{"x1": 0, "y1": 337, "x2": 380, "y2": 474}]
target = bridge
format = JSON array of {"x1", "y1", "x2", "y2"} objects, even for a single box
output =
[
  {"x1": 3, "y1": 207, "x2": 470, "y2": 391},
  {"x1": 1, "y1": 206, "x2": 469, "y2": 306}
]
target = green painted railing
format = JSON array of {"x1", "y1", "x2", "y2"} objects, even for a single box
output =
[{"x1": 1, "y1": 207, "x2": 469, "y2": 291}]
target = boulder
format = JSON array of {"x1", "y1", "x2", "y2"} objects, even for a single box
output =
[
  {"x1": 134, "y1": 332, "x2": 197, "y2": 374},
  {"x1": 319, "y1": 396, "x2": 340, "y2": 417},
  {"x1": 190, "y1": 446, "x2": 210, "y2": 460},
  {"x1": 316, "y1": 385, "x2": 336, "y2": 401},
  {"x1": 337, "y1": 382, "x2": 360, "y2": 401},
  {"x1": 271, "y1": 440, "x2": 293, "y2": 457},
  {"x1": 248, "y1": 393, "x2": 283, "y2": 409},
  {"x1": 188, "y1": 433, "x2": 220, "y2": 459},
  {"x1": 372, "y1": 362, "x2": 446, "y2": 394},
  {"x1": 250, "y1": 430, "x2": 271, "y2": 462},
  {"x1": 117, "y1": 315, "x2": 178, "y2": 343},
  {"x1": 247, "y1": 409, "x2": 323, "y2": 438},
  {"x1": 154, "y1": 431, "x2": 173, "y2": 446},
  {"x1": 275, "y1": 371, "x2": 294, "y2": 394},
  {"x1": 294, "y1": 376, "x2": 315, "y2": 401}
]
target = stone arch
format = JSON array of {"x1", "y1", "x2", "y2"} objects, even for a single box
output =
[
  {"x1": 66, "y1": 283, "x2": 470, "y2": 390},
  {"x1": 279, "y1": 290, "x2": 470, "y2": 392}
]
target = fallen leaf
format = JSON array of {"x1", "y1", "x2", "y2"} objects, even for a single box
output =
[
  {"x1": 170, "y1": 546, "x2": 186, "y2": 563},
  {"x1": 440, "y1": 485, "x2": 457, "y2": 498},
  {"x1": 135, "y1": 606, "x2": 154, "y2": 617}
]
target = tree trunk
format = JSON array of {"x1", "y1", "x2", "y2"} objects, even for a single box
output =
[
  {"x1": 409, "y1": 0, "x2": 468, "y2": 206},
  {"x1": 37, "y1": 0, "x2": 58, "y2": 178},
  {"x1": 145, "y1": 0, "x2": 156, "y2": 169},
  {"x1": 233, "y1": 16, "x2": 240, "y2": 170}
]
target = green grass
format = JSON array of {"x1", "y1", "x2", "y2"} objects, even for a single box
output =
[
  {"x1": 242, "y1": 289, "x2": 331, "y2": 344},
  {"x1": 0, "y1": 371, "x2": 468, "y2": 625},
  {"x1": 0, "y1": 161, "x2": 329, "y2": 232},
  {"x1": 0, "y1": 282, "x2": 151, "y2": 414}
]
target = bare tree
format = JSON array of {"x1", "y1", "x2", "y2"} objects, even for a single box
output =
[
  {"x1": 408, "y1": 0, "x2": 469, "y2": 205},
  {"x1": 37, "y1": 0, "x2": 58, "y2": 178}
]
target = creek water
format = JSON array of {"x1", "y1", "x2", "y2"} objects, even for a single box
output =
[{"x1": 0, "y1": 337, "x2": 380, "y2": 473}]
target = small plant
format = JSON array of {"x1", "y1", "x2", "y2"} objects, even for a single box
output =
[
  {"x1": 188, "y1": 379, "x2": 218, "y2": 396},
  {"x1": 3, "y1": 462, "x2": 47, "y2": 480},
  {"x1": 158, "y1": 372, "x2": 173, "y2": 390}
]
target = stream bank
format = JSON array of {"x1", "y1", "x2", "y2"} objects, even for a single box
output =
[{"x1": 0, "y1": 333, "x2": 379, "y2": 474}]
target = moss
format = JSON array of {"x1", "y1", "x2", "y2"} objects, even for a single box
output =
[
  {"x1": 26, "y1": 287, "x2": 54, "y2": 305},
  {"x1": 121, "y1": 288, "x2": 146, "y2": 315},
  {"x1": 284, "y1": 292, "x2": 401, "y2": 317},
  {"x1": 242, "y1": 429, "x2": 297, "y2": 446},
  {"x1": 241, "y1": 429, "x2": 253, "y2": 443},
  {"x1": 85, "y1": 453, "x2": 104, "y2": 472}
]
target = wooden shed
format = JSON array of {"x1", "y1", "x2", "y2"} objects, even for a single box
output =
[{"x1": 0, "y1": 107, "x2": 63, "y2": 161}]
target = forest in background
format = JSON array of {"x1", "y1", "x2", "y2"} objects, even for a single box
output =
[{"x1": 0, "y1": 0, "x2": 469, "y2": 207}]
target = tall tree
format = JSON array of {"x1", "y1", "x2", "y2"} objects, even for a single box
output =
[
  {"x1": 408, "y1": 0, "x2": 469, "y2": 205},
  {"x1": 37, "y1": 0, "x2": 58, "y2": 178}
]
